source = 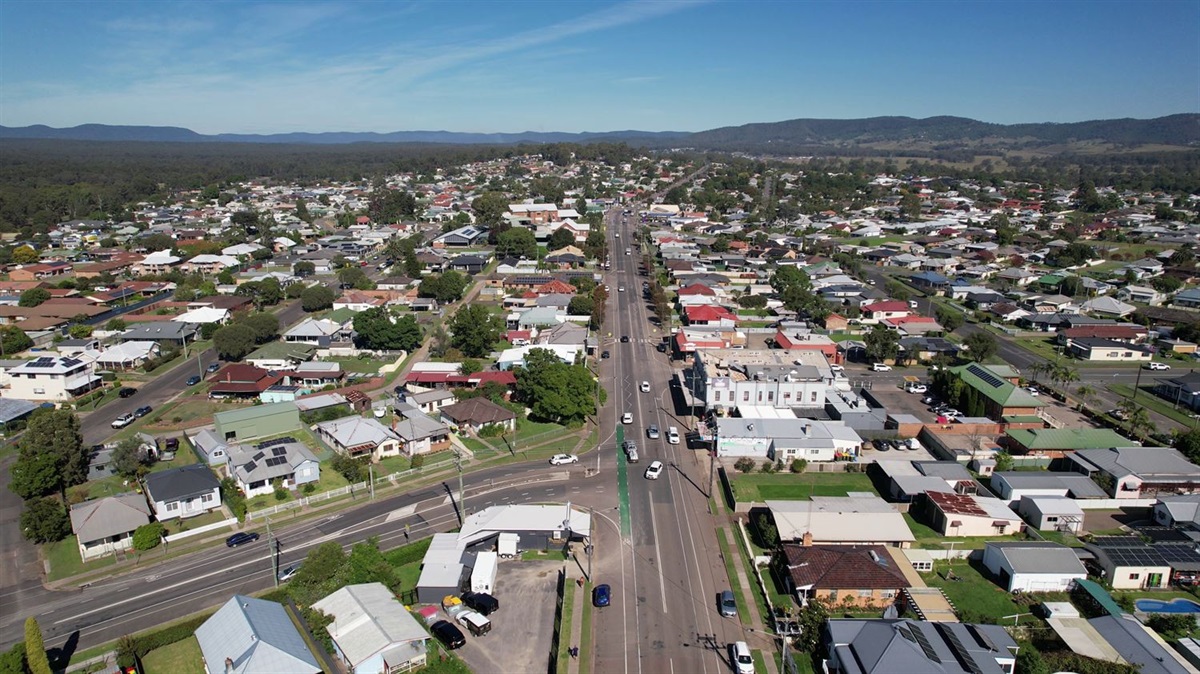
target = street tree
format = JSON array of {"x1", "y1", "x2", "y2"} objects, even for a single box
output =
[
  {"x1": 24, "y1": 617, "x2": 50, "y2": 674},
  {"x1": 962, "y1": 331, "x2": 998, "y2": 362},
  {"x1": 449, "y1": 305, "x2": 505, "y2": 358},
  {"x1": 19, "y1": 497, "x2": 70, "y2": 544},
  {"x1": 242, "y1": 312, "x2": 280, "y2": 344},
  {"x1": 864, "y1": 324, "x2": 900, "y2": 364},
  {"x1": 514, "y1": 348, "x2": 603, "y2": 424},
  {"x1": 935, "y1": 306, "x2": 963, "y2": 333},
  {"x1": 213, "y1": 324, "x2": 257, "y2": 361},
  {"x1": 418, "y1": 271, "x2": 469, "y2": 303},
  {"x1": 337, "y1": 266, "x2": 373, "y2": 290},
  {"x1": 301, "y1": 285, "x2": 335, "y2": 312},
  {"x1": 293, "y1": 261, "x2": 315, "y2": 277}
]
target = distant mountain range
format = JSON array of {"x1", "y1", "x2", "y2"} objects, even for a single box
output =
[{"x1": 2, "y1": 114, "x2": 1197, "y2": 152}]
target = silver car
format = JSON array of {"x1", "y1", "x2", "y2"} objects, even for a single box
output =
[{"x1": 647, "y1": 424, "x2": 660, "y2": 439}]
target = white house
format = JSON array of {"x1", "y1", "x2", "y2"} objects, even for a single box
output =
[
  {"x1": 496, "y1": 344, "x2": 581, "y2": 370},
  {"x1": 981, "y1": 542, "x2": 1087, "y2": 593},
  {"x1": 312, "y1": 583, "x2": 429, "y2": 674},
  {"x1": 1018, "y1": 496, "x2": 1084, "y2": 534},
  {"x1": 1, "y1": 355, "x2": 101, "y2": 402},
  {"x1": 316, "y1": 416, "x2": 402, "y2": 462},
  {"x1": 225, "y1": 441, "x2": 320, "y2": 498},
  {"x1": 173, "y1": 307, "x2": 230, "y2": 326},
  {"x1": 714, "y1": 417, "x2": 861, "y2": 462},
  {"x1": 690, "y1": 350, "x2": 830, "y2": 414},
  {"x1": 143, "y1": 464, "x2": 222, "y2": 521},
  {"x1": 69, "y1": 493, "x2": 151, "y2": 561}
]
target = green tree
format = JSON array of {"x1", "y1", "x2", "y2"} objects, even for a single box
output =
[
  {"x1": 213, "y1": 324, "x2": 257, "y2": 360},
  {"x1": 8, "y1": 452, "x2": 60, "y2": 501},
  {"x1": 737, "y1": 294, "x2": 768, "y2": 309},
  {"x1": 242, "y1": 312, "x2": 280, "y2": 343},
  {"x1": 1151, "y1": 274, "x2": 1183, "y2": 294},
  {"x1": 962, "y1": 331, "x2": 998, "y2": 362},
  {"x1": 567, "y1": 295, "x2": 595, "y2": 316},
  {"x1": 514, "y1": 349, "x2": 602, "y2": 424},
  {"x1": 935, "y1": 306, "x2": 963, "y2": 333},
  {"x1": 111, "y1": 436, "x2": 150, "y2": 478},
  {"x1": 141, "y1": 233, "x2": 175, "y2": 252},
  {"x1": 496, "y1": 228, "x2": 538, "y2": 260},
  {"x1": 1014, "y1": 644, "x2": 1048, "y2": 674},
  {"x1": 368, "y1": 189, "x2": 418, "y2": 223},
  {"x1": 472, "y1": 191, "x2": 510, "y2": 228},
  {"x1": 418, "y1": 271, "x2": 469, "y2": 303},
  {"x1": 301, "y1": 285, "x2": 335, "y2": 312},
  {"x1": 104, "y1": 318, "x2": 127, "y2": 332},
  {"x1": 132, "y1": 522, "x2": 165, "y2": 552},
  {"x1": 864, "y1": 324, "x2": 900, "y2": 364},
  {"x1": 12, "y1": 246, "x2": 38, "y2": 265},
  {"x1": 67, "y1": 323, "x2": 93, "y2": 339},
  {"x1": 548, "y1": 228, "x2": 575, "y2": 251},
  {"x1": 449, "y1": 305, "x2": 505, "y2": 358},
  {"x1": 1059, "y1": 275, "x2": 1084, "y2": 297},
  {"x1": 293, "y1": 260, "x2": 315, "y2": 277},
  {"x1": 22, "y1": 409, "x2": 85, "y2": 490},
  {"x1": 1175, "y1": 428, "x2": 1200, "y2": 463},
  {"x1": 0, "y1": 642, "x2": 28, "y2": 674},
  {"x1": 20, "y1": 497, "x2": 70, "y2": 544},
  {"x1": 353, "y1": 309, "x2": 423, "y2": 351},
  {"x1": 257, "y1": 277, "x2": 283, "y2": 304},
  {"x1": 337, "y1": 266, "x2": 372, "y2": 290},
  {"x1": 17, "y1": 288, "x2": 49, "y2": 308},
  {"x1": 795, "y1": 599, "x2": 829, "y2": 653},
  {"x1": 23, "y1": 618, "x2": 49, "y2": 674},
  {"x1": 0, "y1": 326, "x2": 33, "y2": 355}
]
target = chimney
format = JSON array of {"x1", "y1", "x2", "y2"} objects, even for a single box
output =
[{"x1": 802, "y1": 532, "x2": 813, "y2": 547}]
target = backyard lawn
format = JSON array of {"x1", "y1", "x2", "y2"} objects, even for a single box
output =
[
  {"x1": 141, "y1": 636, "x2": 205, "y2": 674},
  {"x1": 902, "y1": 513, "x2": 1018, "y2": 549},
  {"x1": 729, "y1": 471, "x2": 875, "y2": 503},
  {"x1": 329, "y1": 355, "x2": 391, "y2": 373},
  {"x1": 925, "y1": 560, "x2": 1032, "y2": 624}
]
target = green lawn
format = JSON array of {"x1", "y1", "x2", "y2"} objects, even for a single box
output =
[
  {"x1": 522, "y1": 549, "x2": 569, "y2": 562},
  {"x1": 579, "y1": 580, "x2": 594, "y2": 674},
  {"x1": 1109, "y1": 383, "x2": 1198, "y2": 428},
  {"x1": 162, "y1": 509, "x2": 231, "y2": 536},
  {"x1": 925, "y1": 560, "x2": 1025, "y2": 623},
  {"x1": 1037, "y1": 530, "x2": 1086, "y2": 547},
  {"x1": 141, "y1": 636, "x2": 204, "y2": 674},
  {"x1": 329, "y1": 355, "x2": 390, "y2": 374},
  {"x1": 515, "y1": 419, "x2": 569, "y2": 443},
  {"x1": 377, "y1": 455, "x2": 412, "y2": 475},
  {"x1": 45, "y1": 536, "x2": 117, "y2": 581},
  {"x1": 246, "y1": 466, "x2": 350, "y2": 510},
  {"x1": 715, "y1": 529, "x2": 752, "y2": 626},
  {"x1": 729, "y1": 471, "x2": 876, "y2": 503},
  {"x1": 556, "y1": 583, "x2": 575, "y2": 674}
]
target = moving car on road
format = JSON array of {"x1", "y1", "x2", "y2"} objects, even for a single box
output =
[
  {"x1": 593, "y1": 584, "x2": 611, "y2": 607},
  {"x1": 872, "y1": 362, "x2": 892, "y2": 372},
  {"x1": 640, "y1": 381, "x2": 650, "y2": 393},
  {"x1": 620, "y1": 335, "x2": 630, "y2": 343},
  {"x1": 719, "y1": 590, "x2": 738, "y2": 617},
  {"x1": 118, "y1": 387, "x2": 137, "y2": 398},
  {"x1": 646, "y1": 425, "x2": 659, "y2": 439},
  {"x1": 644, "y1": 460, "x2": 664, "y2": 480},
  {"x1": 1147, "y1": 362, "x2": 1171, "y2": 370},
  {"x1": 111, "y1": 413, "x2": 134, "y2": 429},
  {"x1": 731, "y1": 641, "x2": 755, "y2": 674},
  {"x1": 622, "y1": 412, "x2": 633, "y2": 424},
  {"x1": 225, "y1": 532, "x2": 260, "y2": 548},
  {"x1": 549, "y1": 454, "x2": 579, "y2": 466},
  {"x1": 667, "y1": 426, "x2": 680, "y2": 445}
]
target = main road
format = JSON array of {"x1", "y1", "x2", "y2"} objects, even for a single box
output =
[{"x1": 591, "y1": 207, "x2": 750, "y2": 674}]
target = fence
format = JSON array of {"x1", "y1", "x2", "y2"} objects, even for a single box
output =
[
  {"x1": 164, "y1": 517, "x2": 239, "y2": 543},
  {"x1": 246, "y1": 466, "x2": 424, "y2": 520}
]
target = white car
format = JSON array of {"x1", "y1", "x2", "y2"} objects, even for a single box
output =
[
  {"x1": 1147, "y1": 362, "x2": 1171, "y2": 371},
  {"x1": 640, "y1": 381, "x2": 650, "y2": 393},
  {"x1": 904, "y1": 383, "x2": 927, "y2": 394},
  {"x1": 940, "y1": 408, "x2": 963, "y2": 419},
  {"x1": 618, "y1": 286, "x2": 626, "y2": 292},
  {"x1": 871, "y1": 363, "x2": 892, "y2": 372},
  {"x1": 1025, "y1": 386, "x2": 1040, "y2": 396},
  {"x1": 732, "y1": 641, "x2": 754, "y2": 674},
  {"x1": 549, "y1": 454, "x2": 579, "y2": 466},
  {"x1": 644, "y1": 461, "x2": 664, "y2": 480},
  {"x1": 111, "y1": 413, "x2": 135, "y2": 429},
  {"x1": 622, "y1": 412, "x2": 633, "y2": 424}
]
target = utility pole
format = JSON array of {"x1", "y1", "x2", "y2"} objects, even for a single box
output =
[
  {"x1": 266, "y1": 516, "x2": 278, "y2": 587},
  {"x1": 453, "y1": 450, "x2": 465, "y2": 525},
  {"x1": 369, "y1": 464, "x2": 375, "y2": 499}
]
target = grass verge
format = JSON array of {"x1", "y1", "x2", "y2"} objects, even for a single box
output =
[
  {"x1": 556, "y1": 581, "x2": 576, "y2": 674},
  {"x1": 141, "y1": 636, "x2": 204, "y2": 674},
  {"x1": 715, "y1": 528, "x2": 752, "y2": 627}
]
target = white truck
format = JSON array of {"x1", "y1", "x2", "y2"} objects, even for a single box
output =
[{"x1": 471, "y1": 551, "x2": 498, "y2": 594}]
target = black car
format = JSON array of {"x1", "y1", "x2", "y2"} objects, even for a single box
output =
[
  {"x1": 134, "y1": 406, "x2": 152, "y2": 417},
  {"x1": 186, "y1": 375, "x2": 202, "y2": 386},
  {"x1": 118, "y1": 387, "x2": 137, "y2": 398},
  {"x1": 225, "y1": 532, "x2": 260, "y2": 548},
  {"x1": 462, "y1": 591, "x2": 500, "y2": 616},
  {"x1": 430, "y1": 620, "x2": 466, "y2": 650},
  {"x1": 601, "y1": 351, "x2": 610, "y2": 359},
  {"x1": 620, "y1": 335, "x2": 630, "y2": 343}
]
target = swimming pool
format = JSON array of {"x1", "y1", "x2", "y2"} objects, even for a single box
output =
[{"x1": 1135, "y1": 598, "x2": 1200, "y2": 614}]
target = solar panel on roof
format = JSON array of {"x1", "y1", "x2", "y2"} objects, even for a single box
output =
[
  {"x1": 908, "y1": 625, "x2": 942, "y2": 664},
  {"x1": 936, "y1": 624, "x2": 981, "y2": 674},
  {"x1": 272, "y1": 447, "x2": 287, "y2": 456},
  {"x1": 244, "y1": 460, "x2": 257, "y2": 472},
  {"x1": 968, "y1": 364, "x2": 1004, "y2": 389},
  {"x1": 265, "y1": 456, "x2": 287, "y2": 467}
]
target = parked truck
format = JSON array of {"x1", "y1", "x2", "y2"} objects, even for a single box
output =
[{"x1": 471, "y1": 551, "x2": 498, "y2": 594}]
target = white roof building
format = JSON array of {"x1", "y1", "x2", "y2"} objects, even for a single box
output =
[
  {"x1": 172, "y1": 307, "x2": 230, "y2": 325},
  {"x1": 767, "y1": 496, "x2": 915, "y2": 547},
  {"x1": 312, "y1": 583, "x2": 428, "y2": 674}
]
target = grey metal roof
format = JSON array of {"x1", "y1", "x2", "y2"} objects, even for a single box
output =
[
  {"x1": 194, "y1": 595, "x2": 321, "y2": 674},
  {"x1": 0, "y1": 398, "x2": 38, "y2": 424},
  {"x1": 144, "y1": 464, "x2": 220, "y2": 503},
  {"x1": 993, "y1": 471, "x2": 1109, "y2": 498},
  {"x1": 986, "y1": 542, "x2": 1088, "y2": 575},
  {"x1": 312, "y1": 583, "x2": 428, "y2": 668},
  {"x1": 1087, "y1": 614, "x2": 1188, "y2": 674},
  {"x1": 69, "y1": 493, "x2": 150, "y2": 543},
  {"x1": 1071, "y1": 447, "x2": 1200, "y2": 480},
  {"x1": 825, "y1": 619, "x2": 1016, "y2": 674}
]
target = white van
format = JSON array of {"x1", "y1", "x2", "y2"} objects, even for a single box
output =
[{"x1": 666, "y1": 426, "x2": 680, "y2": 445}]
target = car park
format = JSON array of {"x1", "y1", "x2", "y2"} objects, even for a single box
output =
[
  {"x1": 226, "y1": 532, "x2": 260, "y2": 547},
  {"x1": 431, "y1": 620, "x2": 466, "y2": 649},
  {"x1": 186, "y1": 375, "x2": 201, "y2": 386},
  {"x1": 593, "y1": 584, "x2": 611, "y2": 607},
  {"x1": 111, "y1": 413, "x2": 134, "y2": 429},
  {"x1": 1147, "y1": 362, "x2": 1171, "y2": 370},
  {"x1": 134, "y1": 406, "x2": 152, "y2": 417},
  {"x1": 549, "y1": 454, "x2": 578, "y2": 466},
  {"x1": 871, "y1": 362, "x2": 892, "y2": 372},
  {"x1": 640, "y1": 381, "x2": 650, "y2": 393},
  {"x1": 719, "y1": 590, "x2": 737, "y2": 617},
  {"x1": 622, "y1": 412, "x2": 633, "y2": 424},
  {"x1": 644, "y1": 460, "x2": 664, "y2": 479},
  {"x1": 646, "y1": 425, "x2": 660, "y2": 439}
]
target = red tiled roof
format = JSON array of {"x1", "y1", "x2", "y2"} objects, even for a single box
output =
[
  {"x1": 677, "y1": 284, "x2": 715, "y2": 296},
  {"x1": 863, "y1": 301, "x2": 910, "y2": 313},
  {"x1": 780, "y1": 544, "x2": 910, "y2": 590},
  {"x1": 535, "y1": 279, "x2": 575, "y2": 295},
  {"x1": 685, "y1": 305, "x2": 737, "y2": 322}
]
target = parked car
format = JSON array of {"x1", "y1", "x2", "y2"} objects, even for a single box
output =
[
  {"x1": 461, "y1": 591, "x2": 499, "y2": 616},
  {"x1": 206, "y1": 362, "x2": 221, "y2": 373},
  {"x1": 666, "y1": 426, "x2": 680, "y2": 445},
  {"x1": 455, "y1": 610, "x2": 491, "y2": 637},
  {"x1": 1025, "y1": 386, "x2": 1040, "y2": 396},
  {"x1": 134, "y1": 406, "x2": 152, "y2": 417},
  {"x1": 874, "y1": 440, "x2": 890, "y2": 452},
  {"x1": 731, "y1": 641, "x2": 755, "y2": 674},
  {"x1": 622, "y1": 412, "x2": 633, "y2": 424},
  {"x1": 941, "y1": 409, "x2": 963, "y2": 419},
  {"x1": 601, "y1": 351, "x2": 611, "y2": 359},
  {"x1": 1147, "y1": 362, "x2": 1172, "y2": 370},
  {"x1": 871, "y1": 362, "x2": 892, "y2": 372},
  {"x1": 829, "y1": 364, "x2": 845, "y2": 374},
  {"x1": 640, "y1": 381, "x2": 650, "y2": 393},
  {"x1": 278, "y1": 564, "x2": 301, "y2": 582},
  {"x1": 647, "y1": 424, "x2": 660, "y2": 439},
  {"x1": 225, "y1": 532, "x2": 260, "y2": 548},
  {"x1": 644, "y1": 460, "x2": 664, "y2": 480},
  {"x1": 549, "y1": 454, "x2": 579, "y2": 466},
  {"x1": 921, "y1": 395, "x2": 939, "y2": 405},
  {"x1": 593, "y1": 583, "x2": 611, "y2": 607},
  {"x1": 118, "y1": 387, "x2": 137, "y2": 398},
  {"x1": 719, "y1": 590, "x2": 738, "y2": 617},
  {"x1": 186, "y1": 375, "x2": 202, "y2": 386},
  {"x1": 111, "y1": 413, "x2": 134, "y2": 429},
  {"x1": 430, "y1": 620, "x2": 466, "y2": 650},
  {"x1": 904, "y1": 383, "x2": 927, "y2": 394}
]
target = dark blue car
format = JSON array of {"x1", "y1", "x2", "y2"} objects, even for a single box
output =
[
  {"x1": 593, "y1": 583, "x2": 611, "y2": 608},
  {"x1": 186, "y1": 376, "x2": 201, "y2": 386}
]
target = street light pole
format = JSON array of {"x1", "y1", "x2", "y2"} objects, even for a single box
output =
[{"x1": 453, "y1": 449, "x2": 465, "y2": 525}]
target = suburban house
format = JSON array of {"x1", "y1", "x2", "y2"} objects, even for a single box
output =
[
  {"x1": 683, "y1": 304, "x2": 738, "y2": 327},
  {"x1": 208, "y1": 364, "x2": 284, "y2": 398},
  {"x1": 120, "y1": 322, "x2": 199, "y2": 346},
  {"x1": 766, "y1": 497, "x2": 915, "y2": 548},
  {"x1": 989, "y1": 471, "x2": 1109, "y2": 507},
  {"x1": 143, "y1": 464, "x2": 222, "y2": 521},
  {"x1": 69, "y1": 493, "x2": 152, "y2": 561},
  {"x1": 283, "y1": 317, "x2": 349, "y2": 346},
  {"x1": 244, "y1": 342, "x2": 317, "y2": 371},
  {"x1": 714, "y1": 417, "x2": 862, "y2": 462},
  {"x1": 403, "y1": 388, "x2": 456, "y2": 416},
  {"x1": 312, "y1": 583, "x2": 429, "y2": 674},
  {"x1": 225, "y1": 440, "x2": 320, "y2": 498},
  {"x1": 1017, "y1": 496, "x2": 1085, "y2": 534},
  {"x1": 822, "y1": 619, "x2": 1017, "y2": 674},
  {"x1": 1153, "y1": 372, "x2": 1200, "y2": 413},
  {"x1": 189, "y1": 428, "x2": 231, "y2": 466},
  {"x1": 980, "y1": 542, "x2": 1087, "y2": 593},
  {"x1": 1067, "y1": 447, "x2": 1200, "y2": 499},
  {"x1": 775, "y1": 543, "x2": 910, "y2": 609},
  {"x1": 918, "y1": 491, "x2": 1022, "y2": 538},
  {"x1": 1002, "y1": 427, "x2": 1133, "y2": 457},
  {"x1": 392, "y1": 403, "x2": 453, "y2": 456},
  {"x1": 1, "y1": 355, "x2": 101, "y2": 402},
  {"x1": 317, "y1": 415, "x2": 402, "y2": 462},
  {"x1": 1065, "y1": 337, "x2": 1153, "y2": 362},
  {"x1": 1084, "y1": 537, "x2": 1172, "y2": 590},
  {"x1": 1117, "y1": 285, "x2": 1163, "y2": 306},
  {"x1": 194, "y1": 595, "x2": 322, "y2": 674},
  {"x1": 860, "y1": 300, "x2": 911, "y2": 324},
  {"x1": 439, "y1": 397, "x2": 517, "y2": 435},
  {"x1": 1152, "y1": 494, "x2": 1200, "y2": 528}
]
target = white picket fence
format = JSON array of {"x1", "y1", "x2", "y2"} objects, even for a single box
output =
[
  {"x1": 246, "y1": 467, "x2": 422, "y2": 520},
  {"x1": 164, "y1": 517, "x2": 239, "y2": 543}
]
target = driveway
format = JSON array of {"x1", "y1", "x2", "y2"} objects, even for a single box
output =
[{"x1": 453, "y1": 559, "x2": 560, "y2": 674}]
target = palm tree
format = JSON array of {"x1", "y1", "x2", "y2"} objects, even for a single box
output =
[
  {"x1": 1028, "y1": 361, "x2": 1049, "y2": 385},
  {"x1": 1128, "y1": 407, "x2": 1153, "y2": 440},
  {"x1": 1075, "y1": 384, "x2": 1096, "y2": 412},
  {"x1": 1055, "y1": 365, "x2": 1080, "y2": 405}
]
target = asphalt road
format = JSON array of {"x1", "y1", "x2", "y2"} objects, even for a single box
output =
[{"x1": 592, "y1": 208, "x2": 748, "y2": 674}]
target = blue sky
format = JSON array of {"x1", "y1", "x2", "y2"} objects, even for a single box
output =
[{"x1": 2, "y1": 0, "x2": 1197, "y2": 134}]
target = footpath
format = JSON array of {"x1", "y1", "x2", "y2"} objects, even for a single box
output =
[{"x1": 721, "y1": 521, "x2": 781, "y2": 674}]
